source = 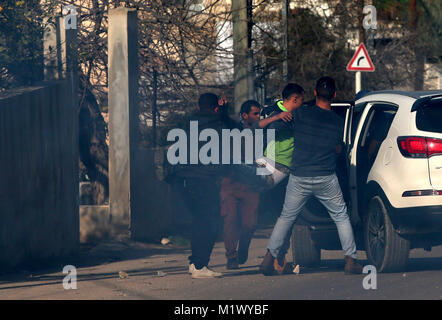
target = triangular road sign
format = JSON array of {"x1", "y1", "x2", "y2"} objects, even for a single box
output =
[{"x1": 346, "y1": 43, "x2": 375, "y2": 72}]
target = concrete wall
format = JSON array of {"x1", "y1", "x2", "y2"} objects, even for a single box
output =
[
  {"x1": 0, "y1": 82, "x2": 79, "y2": 271},
  {"x1": 130, "y1": 147, "x2": 174, "y2": 241},
  {"x1": 79, "y1": 147, "x2": 183, "y2": 243},
  {"x1": 79, "y1": 205, "x2": 111, "y2": 243}
]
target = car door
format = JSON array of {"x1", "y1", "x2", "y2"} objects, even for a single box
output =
[
  {"x1": 345, "y1": 101, "x2": 367, "y2": 225},
  {"x1": 348, "y1": 102, "x2": 398, "y2": 221},
  {"x1": 332, "y1": 102, "x2": 353, "y2": 197}
]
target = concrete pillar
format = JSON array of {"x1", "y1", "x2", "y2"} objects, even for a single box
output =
[
  {"x1": 232, "y1": 0, "x2": 252, "y2": 113},
  {"x1": 60, "y1": 13, "x2": 80, "y2": 247},
  {"x1": 108, "y1": 8, "x2": 139, "y2": 233},
  {"x1": 44, "y1": 7, "x2": 78, "y2": 81},
  {"x1": 42, "y1": 10, "x2": 80, "y2": 246},
  {"x1": 43, "y1": 19, "x2": 60, "y2": 80},
  {"x1": 59, "y1": 15, "x2": 78, "y2": 79},
  {"x1": 42, "y1": 11, "x2": 80, "y2": 247}
]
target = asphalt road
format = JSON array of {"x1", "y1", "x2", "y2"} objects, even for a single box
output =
[{"x1": 0, "y1": 227, "x2": 441, "y2": 300}]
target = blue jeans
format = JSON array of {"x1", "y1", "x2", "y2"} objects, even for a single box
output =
[{"x1": 267, "y1": 174, "x2": 358, "y2": 259}]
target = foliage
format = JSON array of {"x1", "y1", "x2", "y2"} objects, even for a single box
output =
[
  {"x1": 2, "y1": 0, "x2": 441, "y2": 136},
  {"x1": 0, "y1": 0, "x2": 46, "y2": 91},
  {"x1": 1, "y1": 0, "x2": 441, "y2": 203}
]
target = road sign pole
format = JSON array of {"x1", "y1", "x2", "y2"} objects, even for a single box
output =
[{"x1": 355, "y1": 71, "x2": 361, "y2": 94}]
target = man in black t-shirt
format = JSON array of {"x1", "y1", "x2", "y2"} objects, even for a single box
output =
[{"x1": 260, "y1": 77, "x2": 363, "y2": 275}]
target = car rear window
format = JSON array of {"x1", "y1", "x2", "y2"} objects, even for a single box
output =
[{"x1": 416, "y1": 100, "x2": 442, "y2": 134}]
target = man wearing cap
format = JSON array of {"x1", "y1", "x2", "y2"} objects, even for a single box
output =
[
  {"x1": 173, "y1": 92, "x2": 235, "y2": 279},
  {"x1": 260, "y1": 76, "x2": 363, "y2": 275}
]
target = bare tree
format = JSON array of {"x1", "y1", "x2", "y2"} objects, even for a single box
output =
[{"x1": 5, "y1": 0, "x2": 439, "y2": 203}]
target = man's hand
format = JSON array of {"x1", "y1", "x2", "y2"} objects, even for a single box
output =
[
  {"x1": 278, "y1": 111, "x2": 292, "y2": 122},
  {"x1": 257, "y1": 111, "x2": 292, "y2": 128},
  {"x1": 218, "y1": 94, "x2": 228, "y2": 107}
]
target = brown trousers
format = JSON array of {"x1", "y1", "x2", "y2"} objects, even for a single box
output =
[{"x1": 220, "y1": 177, "x2": 260, "y2": 260}]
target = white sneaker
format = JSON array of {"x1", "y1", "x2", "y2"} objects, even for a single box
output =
[
  {"x1": 191, "y1": 266, "x2": 223, "y2": 279},
  {"x1": 188, "y1": 263, "x2": 196, "y2": 274}
]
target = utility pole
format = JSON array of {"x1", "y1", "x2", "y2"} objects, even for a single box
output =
[
  {"x1": 152, "y1": 69, "x2": 158, "y2": 147},
  {"x1": 247, "y1": 0, "x2": 254, "y2": 100},
  {"x1": 411, "y1": 0, "x2": 424, "y2": 90},
  {"x1": 232, "y1": 0, "x2": 254, "y2": 113},
  {"x1": 357, "y1": 0, "x2": 366, "y2": 44}
]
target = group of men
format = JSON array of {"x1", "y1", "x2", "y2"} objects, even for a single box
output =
[{"x1": 170, "y1": 76, "x2": 363, "y2": 279}]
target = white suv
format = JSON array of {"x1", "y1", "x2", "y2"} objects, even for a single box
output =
[{"x1": 290, "y1": 90, "x2": 442, "y2": 272}]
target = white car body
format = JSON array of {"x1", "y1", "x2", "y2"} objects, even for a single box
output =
[
  {"x1": 352, "y1": 91, "x2": 442, "y2": 211},
  {"x1": 292, "y1": 90, "x2": 442, "y2": 272}
]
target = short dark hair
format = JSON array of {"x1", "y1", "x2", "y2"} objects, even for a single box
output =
[
  {"x1": 198, "y1": 92, "x2": 219, "y2": 111},
  {"x1": 315, "y1": 76, "x2": 336, "y2": 101},
  {"x1": 240, "y1": 100, "x2": 262, "y2": 115},
  {"x1": 282, "y1": 83, "x2": 304, "y2": 100}
]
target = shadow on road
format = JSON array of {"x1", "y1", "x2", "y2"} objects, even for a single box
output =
[
  {"x1": 404, "y1": 257, "x2": 442, "y2": 273},
  {"x1": 303, "y1": 256, "x2": 442, "y2": 274},
  {"x1": 0, "y1": 238, "x2": 192, "y2": 289},
  {"x1": 0, "y1": 263, "x2": 194, "y2": 291}
]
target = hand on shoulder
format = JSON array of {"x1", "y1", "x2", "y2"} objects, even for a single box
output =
[{"x1": 278, "y1": 111, "x2": 292, "y2": 122}]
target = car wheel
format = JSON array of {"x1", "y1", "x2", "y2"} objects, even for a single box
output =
[
  {"x1": 291, "y1": 224, "x2": 321, "y2": 267},
  {"x1": 364, "y1": 195, "x2": 410, "y2": 272}
]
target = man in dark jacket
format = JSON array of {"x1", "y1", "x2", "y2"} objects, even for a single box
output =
[
  {"x1": 171, "y1": 92, "x2": 236, "y2": 279},
  {"x1": 260, "y1": 77, "x2": 363, "y2": 275}
]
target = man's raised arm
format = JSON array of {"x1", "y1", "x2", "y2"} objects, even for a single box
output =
[{"x1": 253, "y1": 111, "x2": 292, "y2": 129}]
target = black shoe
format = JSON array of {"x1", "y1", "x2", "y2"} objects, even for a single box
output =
[
  {"x1": 227, "y1": 257, "x2": 239, "y2": 270},
  {"x1": 238, "y1": 243, "x2": 250, "y2": 265},
  {"x1": 238, "y1": 252, "x2": 248, "y2": 265},
  {"x1": 259, "y1": 251, "x2": 276, "y2": 276}
]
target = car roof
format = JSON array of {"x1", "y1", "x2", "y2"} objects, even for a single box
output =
[
  {"x1": 356, "y1": 90, "x2": 442, "y2": 113},
  {"x1": 358, "y1": 90, "x2": 442, "y2": 100}
]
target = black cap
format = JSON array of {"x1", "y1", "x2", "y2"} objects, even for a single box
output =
[{"x1": 198, "y1": 92, "x2": 219, "y2": 111}]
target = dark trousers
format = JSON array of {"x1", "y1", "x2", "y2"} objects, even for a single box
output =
[
  {"x1": 220, "y1": 177, "x2": 260, "y2": 260},
  {"x1": 180, "y1": 177, "x2": 222, "y2": 270}
]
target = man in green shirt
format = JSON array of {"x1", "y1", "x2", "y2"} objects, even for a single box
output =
[{"x1": 256, "y1": 83, "x2": 305, "y2": 187}]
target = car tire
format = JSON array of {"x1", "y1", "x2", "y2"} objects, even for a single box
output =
[
  {"x1": 364, "y1": 195, "x2": 410, "y2": 272},
  {"x1": 291, "y1": 224, "x2": 321, "y2": 267}
]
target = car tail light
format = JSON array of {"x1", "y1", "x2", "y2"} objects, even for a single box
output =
[
  {"x1": 402, "y1": 190, "x2": 442, "y2": 197},
  {"x1": 398, "y1": 136, "x2": 442, "y2": 158},
  {"x1": 426, "y1": 138, "x2": 442, "y2": 157}
]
